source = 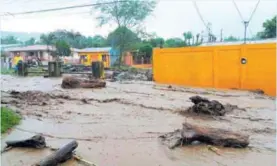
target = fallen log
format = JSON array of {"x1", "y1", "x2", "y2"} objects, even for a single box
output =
[
  {"x1": 61, "y1": 76, "x2": 81, "y2": 89},
  {"x1": 38, "y1": 140, "x2": 78, "y2": 166},
  {"x1": 5, "y1": 135, "x2": 46, "y2": 149},
  {"x1": 61, "y1": 76, "x2": 106, "y2": 89},
  {"x1": 80, "y1": 80, "x2": 106, "y2": 89},
  {"x1": 159, "y1": 123, "x2": 249, "y2": 149}
]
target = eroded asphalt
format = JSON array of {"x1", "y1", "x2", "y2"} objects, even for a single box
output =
[{"x1": 1, "y1": 75, "x2": 276, "y2": 166}]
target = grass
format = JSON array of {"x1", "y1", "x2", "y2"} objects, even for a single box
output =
[
  {"x1": 1, "y1": 67, "x2": 46, "y2": 76},
  {"x1": 1, "y1": 107, "x2": 21, "y2": 133},
  {"x1": 1, "y1": 68, "x2": 14, "y2": 75}
]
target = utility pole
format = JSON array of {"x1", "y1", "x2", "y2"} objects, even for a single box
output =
[
  {"x1": 220, "y1": 29, "x2": 223, "y2": 42},
  {"x1": 243, "y1": 21, "x2": 249, "y2": 44},
  {"x1": 207, "y1": 22, "x2": 212, "y2": 43}
]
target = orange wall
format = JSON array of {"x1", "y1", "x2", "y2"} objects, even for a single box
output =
[
  {"x1": 124, "y1": 52, "x2": 133, "y2": 66},
  {"x1": 153, "y1": 43, "x2": 276, "y2": 96}
]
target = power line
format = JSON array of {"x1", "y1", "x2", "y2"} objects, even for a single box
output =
[
  {"x1": 232, "y1": 0, "x2": 245, "y2": 21},
  {"x1": 232, "y1": 0, "x2": 261, "y2": 43},
  {"x1": 0, "y1": 1, "x2": 127, "y2": 17},
  {"x1": 192, "y1": 1, "x2": 209, "y2": 30},
  {"x1": 248, "y1": 0, "x2": 261, "y2": 23}
]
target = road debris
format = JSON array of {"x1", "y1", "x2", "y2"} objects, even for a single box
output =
[
  {"x1": 108, "y1": 68, "x2": 153, "y2": 81},
  {"x1": 5, "y1": 134, "x2": 46, "y2": 149},
  {"x1": 61, "y1": 76, "x2": 106, "y2": 89},
  {"x1": 37, "y1": 140, "x2": 78, "y2": 166},
  {"x1": 184, "y1": 96, "x2": 230, "y2": 116},
  {"x1": 207, "y1": 145, "x2": 221, "y2": 156},
  {"x1": 159, "y1": 123, "x2": 249, "y2": 149}
]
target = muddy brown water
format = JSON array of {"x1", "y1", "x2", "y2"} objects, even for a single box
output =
[{"x1": 1, "y1": 75, "x2": 276, "y2": 166}]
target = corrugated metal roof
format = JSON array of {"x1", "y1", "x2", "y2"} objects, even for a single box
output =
[
  {"x1": 77, "y1": 47, "x2": 111, "y2": 53},
  {"x1": 1, "y1": 44, "x2": 23, "y2": 49},
  {"x1": 5, "y1": 45, "x2": 81, "y2": 52},
  {"x1": 5, "y1": 45, "x2": 56, "y2": 52}
]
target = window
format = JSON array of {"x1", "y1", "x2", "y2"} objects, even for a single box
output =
[
  {"x1": 102, "y1": 54, "x2": 107, "y2": 62},
  {"x1": 80, "y1": 55, "x2": 88, "y2": 62}
]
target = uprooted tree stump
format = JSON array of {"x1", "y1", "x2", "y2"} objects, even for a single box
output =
[
  {"x1": 159, "y1": 123, "x2": 249, "y2": 149},
  {"x1": 38, "y1": 140, "x2": 78, "y2": 166},
  {"x1": 5, "y1": 135, "x2": 46, "y2": 149},
  {"x1": 188, "y1": 96, "x2": 226, "y2": 116},
  {"x1": 61, "y1": 76, "x2": 106, "y2": 89}
]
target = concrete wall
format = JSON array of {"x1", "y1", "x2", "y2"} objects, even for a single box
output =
[
  {"x1": 123, "y1": 52, "x2": 152, "y2": 69},
  {"x1": 153, "y1": 43, "x2": 276, "y2": 96}
]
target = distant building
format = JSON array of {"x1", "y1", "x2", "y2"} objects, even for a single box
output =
[
  {"x1": 5, "y1": 45, "x2": 79, "y2": 65},
  {"x1": 77, "y1": 47, "x2": 119, "y2": 68},
  {"x1": 0, "y1": 44, "x2": 23, "y2": 51}
]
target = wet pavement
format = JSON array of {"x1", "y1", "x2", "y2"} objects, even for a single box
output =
[{"x1": 1, "y1": 75, "x2": 276, "y2": 166}]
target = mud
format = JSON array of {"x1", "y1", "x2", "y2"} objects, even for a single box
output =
[{"x1": 1, "y1": 75, "x2": 276, "y2": 166}]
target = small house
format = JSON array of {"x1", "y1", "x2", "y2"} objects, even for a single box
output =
[{"x1": 77, "y1": 47, "x2": 118, "y2": 68}]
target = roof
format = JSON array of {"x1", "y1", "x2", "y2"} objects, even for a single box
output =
[
  {"x1": 5, "y1": 45, "x2": 56, "y2": 52},
  {"x1": 1, "y1": 44, "x2": 23, "y2": 49},
  {"x1": 77, "y1": 47, "x2": 111, "y2": 53},
  {"x1": 5, "y1": 45, "x2": 80, "y2": 52}
]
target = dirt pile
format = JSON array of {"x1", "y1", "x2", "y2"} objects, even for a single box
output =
[
  {"x1": 61, "y1": 76, "x2": 106, "y2": 89},
  {"x1": 159, "y1": 123, "x2": 250, "y2": 149},
  {"x1": 186, "y1": 96, "x2": 228, "y2": 116}
]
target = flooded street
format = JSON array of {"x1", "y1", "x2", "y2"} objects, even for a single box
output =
[{"x1": 1, "y1": 75, "x2": 276, "y2": 166}]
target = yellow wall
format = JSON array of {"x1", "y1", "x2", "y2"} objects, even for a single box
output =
[
  {"x1": 153, "y1": 43, "x2": 276, "y2": 96},
  {"x1": 78, "y1": 52, "x2": 110, "y2": 68}
]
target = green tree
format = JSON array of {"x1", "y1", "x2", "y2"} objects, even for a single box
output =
[
  {"x1": 164, "y1": 38, "x2": 184, "y2": 48},
  {"x1": 1, "y1": 36, "x2": 20, "y2": 44},
  {"x1": 55, "y1": 40, "x2": 71, "y2": 59},
  {"x1": 40, "y1": 33, "x2": 56, "y2": 65},
  {"x1": 183, "y1": 31, "x2": 192, "y2": 46},
  {"x1": 107, "y1": 26, "x2": 141, "y2": 52},
  {"x1": 94, "y1": 0, "x2": 157, "y2": 65},
  {"x1": 90, "y1": 35, "x2": 107, "y2": 47},
  {"x1": 25, "y1": 37, "x2": 36, "y2": 45},
  {"x1": 257, "y1": 16, "x2": 276, "y2": 39},
  {"x1": 138, "y1": 43, "x2": 152, "y2": 59},
  {"x1": 148, "y1": 37, "x2": 164, "y2": 47},
  {"x1": 224, "y1": 35, "x2": 239, "y2": 42},
  {"x1": 186, "y1": 32, "x2": 193, "y2": 45},
  {"x1": 40, "y1": 30, "x2": 108, "y2": 49}
]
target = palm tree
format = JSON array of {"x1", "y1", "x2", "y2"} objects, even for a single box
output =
[
  {"x1": 186, "y1": 32, "x2": 193, "y2": 46},
  {"x1": 40, "y1": 34, "x2": 56, "y2": 62},
  {"x1": 183, "y1": 32, "x2": 187, "y2": 46}
]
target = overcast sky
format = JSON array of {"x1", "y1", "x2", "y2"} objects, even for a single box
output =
[{"x1": 0, "y1": 0, "x2": 276, "y2": 39}]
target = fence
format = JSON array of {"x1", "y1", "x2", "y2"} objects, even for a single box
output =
[{"x1": 153, "y1": 43, "x2": 276, "y2": 96}]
